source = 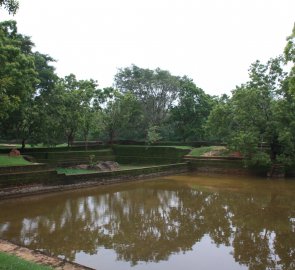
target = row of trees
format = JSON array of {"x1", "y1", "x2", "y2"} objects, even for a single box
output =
[
  {"x1": 1, "y1": 17, "x2": 295, "y2": 167},
  {"x1": 0, "y1": 20, "x2": 215, "y2": 148},
  {"x1": 207, "y1": 25, "x2": 295, "y2": 167}
]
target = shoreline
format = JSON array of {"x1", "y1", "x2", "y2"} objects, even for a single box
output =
[
  {"x1": 0, "y1": 239, "x2": 94, "y2": 270},
  {"x1": 0, "y1": 165, "x2": 188, "y2": 200}
]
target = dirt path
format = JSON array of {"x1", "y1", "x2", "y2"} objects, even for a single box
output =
[{"x1": 0, "y1": 239, "x2": 94, "y2": 270}]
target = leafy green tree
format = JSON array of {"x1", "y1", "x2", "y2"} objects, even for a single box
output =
[
  {"x1": 145, "y1": 126, "x2": 162, "y2": 145},
  {"x1": 0, "y1": 21, "x2": 37, "y2": 121},
  {"x1": 274, "y1": 23, "x2": 295, "y2": 166},
  {"x1": 207, "y1": 57, "x2": 287, "y2": 168},
  {"x1": 205, "y1": 94, "x2": 232, "y2": 141},
  {"x1": 170, "y1": 77, "x2": 215, "y2": 142},
  {"x1": 0, "y1": 20, "x2": 40, "y2": 146},
  {"x1": 78, "y1": 81, "x2": 107, "y2": 149},
  {"x1": 0, "y1": 0, "x2": 19, "y2": 14},
  {"x1": 52, "y1": 75, "x2": 103, "y2": 147},
  {"x1": 102, "y1": 91, "x2": 143, "y2": 143},
  {"x1": 114, "y1": 65, "x2": 181, "y2": 128}
]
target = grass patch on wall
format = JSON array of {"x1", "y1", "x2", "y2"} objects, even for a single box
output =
[
  {"x1": 0, "y1": 252, "x2": 53, "y2": 270},
  {"x1": 56, "y1": 168, "x2": 97, "y2": 175},
  {"x1": 0, "y1": 155, "x2": 32, "y2": 167}
]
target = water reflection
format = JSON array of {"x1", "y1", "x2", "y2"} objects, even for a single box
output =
[{"x1": 0, "y1": 174, "x2": 295, "y2": 270}]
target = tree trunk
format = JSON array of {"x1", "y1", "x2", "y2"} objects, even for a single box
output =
[
  {"x1": 109, "y1": 128, "x2": 115, "y2": 145},
  {"x1": 67, "y1": 132, "x2": 74, "y2": 148},
  {"x1": 84, "y1": 134, "x2": 88, "y2": 151},
  {"x1": 21, "y1": 138, "x2": 26, "y2": 150}
]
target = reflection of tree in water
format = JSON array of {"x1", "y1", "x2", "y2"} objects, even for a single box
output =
[{"x1": 0, "y1": 181, "x2": 295, "y2": 269}]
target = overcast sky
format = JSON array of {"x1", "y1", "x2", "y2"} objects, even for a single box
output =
[{"x1": 1, "y1": 0, "x2": 294, "y2": 95}]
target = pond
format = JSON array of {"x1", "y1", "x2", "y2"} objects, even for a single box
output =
[{"x1": 0, "y1": 173, "x2": 295, "y2": 270}]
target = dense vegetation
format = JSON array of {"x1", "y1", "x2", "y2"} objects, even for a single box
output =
[{"x1": 0, "y1": 16, "x2": 295, "y2": 169}]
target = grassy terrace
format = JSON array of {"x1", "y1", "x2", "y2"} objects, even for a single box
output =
[
  {"x1": 0, "y1": 252, "x2": 53, "y2": 270},
  {"x1": 0, "y1": 155, "x2": 32, "y2": 167},
  {"x1": 187, "y1": 146, "x2": 228, "y2": 157}
]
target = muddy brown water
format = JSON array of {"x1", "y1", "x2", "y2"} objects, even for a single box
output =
[{"x1": 0, "y1": 173, "x2": 295, "y2": 270}]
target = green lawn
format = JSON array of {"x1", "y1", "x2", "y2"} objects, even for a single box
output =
[
  {"x1": 56, "y1": 168, "x2": 98, "y2": 175},
  {"x1": 119, "y1": 165, "x2": 149, "y2": 170},
  {"x1": 0, "y1": 252, "x2": 53, "y2": 270},
  {"x1": 169, "y1": 146, "x2": 193, "y2": 150},
  {"x1": 0, "y1": 155, "x2": 32, "y2": 167}
]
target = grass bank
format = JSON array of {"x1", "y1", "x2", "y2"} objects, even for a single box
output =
[
  {"x1": 0, "y1": 252, "x2": 53, "y2": 270},
  {"x1": 0, "y1": 155, "x2": 32, "y2": 167}
]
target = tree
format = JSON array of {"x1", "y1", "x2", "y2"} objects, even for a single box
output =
[
  {"x1": 114, "y1": 65, "x2": 181, "y2": 128},
  {"x1": 102, "y1": 91, "x2": 143, "y2": 143},
  {"x1": 78, "y1": 81, "x2": 107, "y2": 149},
  {"x1": 0, "y1": 0, "x2": 19, "y2": 14},
  {"x1": 52, "y1": 74, "x2": 104, "y2": 147},
  {"x1": 170, "y1": 77, "x2": 215, "y2": 142},
  {"x1": 0, "y1": 21, "x2": 40, "y2": 146},
  {"x1": 207, "y1": 57, "x2": 287, "y2": 168},
  {"x1": 274, "y1": 23, "x2": 295, "y2": 166}
]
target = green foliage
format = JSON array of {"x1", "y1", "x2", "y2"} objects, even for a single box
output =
[
  {"x1": 249, "y1": 151, "x2": 271, "y2": 168},
  {"x1": 102, "y1": 91, "x2": 144, "y2": 142},
  {"x1": 115, "y1": 65, "x2": 181, "y2": 128},
  {"x1": 0, "y1": 252, "x2": 53, "y2": 270},
  {"x1": 170, "y1": 77, "x2": 215, "y2": 141},
  {"x1": 206, "y1": 55, "x2": 292, "y2": 167},
  {"x1": 0, "y1": 21, "x2": 38, "y2": 124},
  {"x1": 0, "y1": 0, "x2": 19, "y2": 14},
  {"x1": 146, "y1": 126, "x2": 162, "y2": 145}
]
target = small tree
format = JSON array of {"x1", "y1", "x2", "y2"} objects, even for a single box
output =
[{"x1": 146, "y1": 126, "x2": 162, "y2": 145}]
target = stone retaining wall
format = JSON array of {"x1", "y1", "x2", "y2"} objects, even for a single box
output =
[
  {"x1": 113, "y1": 145, "x2": 191, "y2": 164},
  {"x1": 185, "y1": 157, "x2": 268, "y2": 176},
  {"x1": 0, "y1": 163, "x2": 189, "y2": 199},
  {"x1": 23, "y1": 149, "x2": 115, "y2": 166},
  {"x1": 0, "y1": 163, "x2": 49, "y2": 174}
]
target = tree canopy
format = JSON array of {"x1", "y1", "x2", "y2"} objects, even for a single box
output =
[
  {"x1": 1, "y1": 17, "x2": 295, "y2": 174},
  {"x1": 0, "y1": 0, "x2": 19, "y2": 14}
]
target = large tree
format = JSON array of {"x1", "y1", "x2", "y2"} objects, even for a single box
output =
[
  {"x1": 102, "y1": 91, "x2": 143, "y2": 143},
  {"x1": 47, "y1": 74, "x2": 104, "y2": 147},
  {"x1": 170, "y1": 76, "x2": 215, "y2": 142},
  {"x1": 0, "y1": 20, "x2": 40, "y2": 146},
  {"x1": 114, "y1": 65, "x2": 181, "y2": 128}
]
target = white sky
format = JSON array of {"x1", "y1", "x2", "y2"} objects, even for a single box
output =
[{"x1": 0, "y1": 0, "x2": 294, "y2": 95}]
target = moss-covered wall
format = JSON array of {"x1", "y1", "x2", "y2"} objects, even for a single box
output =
[
  {"x1": 23, "y1": 149, "x2": 115, "y2": 166},
  {"x1": 0, "y1": 163, "x2": 188, "y2": 189},
  {"x1": 112, "y1": 145, "x2": 190, "y2": 164},
  {"x1": 187, "y1": 158, "x2": 269, "y2": 176},
  {"x1": 0, "y1": 164, "x2": 49, "y2": 174},
  {"x1": 0, "y1": 170, "x2": 64, "y2": 188}
]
